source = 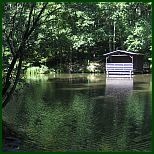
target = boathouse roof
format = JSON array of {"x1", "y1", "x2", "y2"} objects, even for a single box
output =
[{"x1": 103, "y1": 50, "x2": 144, "y2": 56}]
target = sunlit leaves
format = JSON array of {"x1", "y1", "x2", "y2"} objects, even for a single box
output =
[
  {"x1": 124, "y1": 20, "x2": 152, "y2": 53},
  {"x1": 3, "y1": 2, "x2": 152, "y2": 70}
]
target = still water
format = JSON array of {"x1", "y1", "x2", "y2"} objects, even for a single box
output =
[{"x1": 3, "y1": 74, "x2": 152, "y2": 152}]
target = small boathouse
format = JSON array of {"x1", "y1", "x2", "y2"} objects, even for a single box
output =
[{"x1": 103, "y1": 50, "x2": 144, "y2": 76}]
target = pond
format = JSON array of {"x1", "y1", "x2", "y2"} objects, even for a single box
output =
[{"x1": 3, "y1": 74, "x2": 152, "y2": 152}]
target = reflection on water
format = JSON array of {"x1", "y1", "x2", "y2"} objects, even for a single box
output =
[
  {"x1": 105, "y1": 77, "x2": 133, "y2": 98},
  {"x1": 3, "y1": 74, "x2": 152, "y2": 152}
]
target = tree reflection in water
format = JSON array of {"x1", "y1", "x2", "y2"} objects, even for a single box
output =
[{"x1": 2, "y1": 74, "x2": 152, "y2": 152}]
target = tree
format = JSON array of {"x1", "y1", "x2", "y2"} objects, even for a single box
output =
[
  {"x1": 124, "y1": 2, "x2": 152, "y2": 57},
  {"x1": 2, "y1": 2, "x2": 62, "y2": 108}
]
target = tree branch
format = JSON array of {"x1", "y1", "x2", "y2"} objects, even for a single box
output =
[
  {"x1": 2, "y1": 58, "x2": 23, "y2": 108},
  {"x1": 2, "y1": 55, "x2": 18, "y2": 96},
  {"x1": 3, "y1": 30, "x2": 15, "y2": 56},
  {"x1": 23, "y1": 3, "x2": 35, "y2": 38},
  {"x1": 41, "y1": 6, "x2": 61, "y2": 22},
  {"x1": 24, "y1": 3, "x2": 48, "y2": 40}
]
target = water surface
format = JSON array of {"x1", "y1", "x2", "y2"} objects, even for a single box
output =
[{"x1": 3, "y1": 74, "x2": 152, "y2": 152}]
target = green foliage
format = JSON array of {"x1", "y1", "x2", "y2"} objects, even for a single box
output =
[
  {"x1": 124, "y1": 20, "x2": 152, "y2": 53},
  {"x1": 3, "y1": 2, "x2": 152, "y2": 73}
]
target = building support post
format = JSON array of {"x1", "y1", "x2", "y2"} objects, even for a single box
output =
[
  {"x1": 130, "y1": 55, "x2": 133, "y2": 76},
  {"x1": 106, "y1": 57, "x2": 109, "y2": 76},
  {"x1": 113, "y1": 21, "x2": 116, "y2": 51}
]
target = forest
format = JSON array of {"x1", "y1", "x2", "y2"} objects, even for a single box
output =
[{"x1": 2, "y1": 2, "x2": 152, "y2": 107}]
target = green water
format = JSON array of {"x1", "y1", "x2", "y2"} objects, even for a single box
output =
[{"x1": 3, "y1": 74, "x2": 152, "y2": 152}]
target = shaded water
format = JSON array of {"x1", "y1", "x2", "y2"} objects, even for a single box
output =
[{"x1": 3, "y1": 74, "x2": 152, "y2": 152}]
